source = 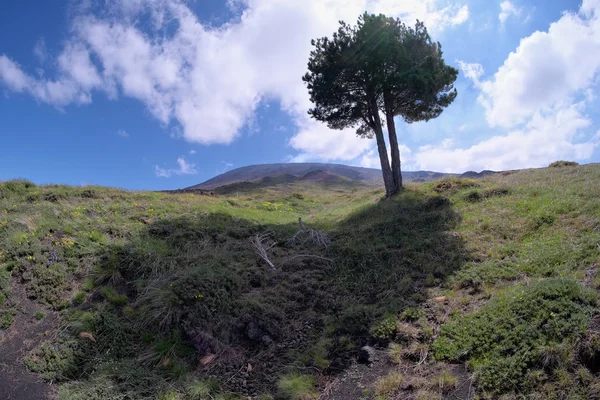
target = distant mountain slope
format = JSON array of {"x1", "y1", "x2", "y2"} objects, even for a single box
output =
[{"x1": 186, "y1": 163, "x2": 468, "y2": 190}]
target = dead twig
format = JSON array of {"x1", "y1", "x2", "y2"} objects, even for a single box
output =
[
  {"x1": 288, "y1": 228, "x2": 331, "y2": 248},
  {"x1": 288, "y1": 217, "x2": 331, "y2": 248},
  {"x1": 250, "y1": 233, "x2": 277, "y2": 270}
]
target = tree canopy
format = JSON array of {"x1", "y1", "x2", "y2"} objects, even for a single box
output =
[{"x1": 303, "y1": 13, "x2": 458, "y2": 196}]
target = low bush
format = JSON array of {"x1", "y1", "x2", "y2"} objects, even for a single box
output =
[
  {"x1": 433, "y1": 279, "x2": 597, "y2": 395},
  {"x1": 0, "y1": 179, "x2": 36, "y2": 198},
  {"x1": 549, "y1": 161, "x2": 578, "y2": 168}
]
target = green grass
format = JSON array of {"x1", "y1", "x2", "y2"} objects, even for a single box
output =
[
  {"x1": 277, "y1": 373, "x2": 318, "y2": 400},
  {"x1": 101, "y1": 287, "x2": 128, "y2": 306},
  {"x1": 373, "y1": 371, "x2": 403, "y2": 398},
  {"x1": 1, "y1": 163, "x2": 600, "y2": 398}
]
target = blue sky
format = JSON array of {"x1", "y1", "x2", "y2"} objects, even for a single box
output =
[{"x1": 1, "y1": 0, "x2": 599, "y2": 190}]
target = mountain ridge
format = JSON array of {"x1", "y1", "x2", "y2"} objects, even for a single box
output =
[{"x1": 185, "y1": 162, "x2": 496, "y2": 190}]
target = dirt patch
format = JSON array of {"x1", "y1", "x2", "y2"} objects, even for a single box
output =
[{"x1": 0, "y1": 282, "x2": 59, "y2": 400}]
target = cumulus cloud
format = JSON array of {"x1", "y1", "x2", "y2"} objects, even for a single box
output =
[
  {"x1": 155, "y1": 156, "x2": 198, "y2": 177},
  {"x1": 412, "y1": 102, "x2": 599, "y2": 172},
  {"x1": 499, "y1": 1, "x2": 521, "y2": 25},
  {"x1": 480, "y1": 1, "x2": 600, "y2": 128},
  {"x1": 0, "y1": 0, "x2": 469, "y2": 160}
]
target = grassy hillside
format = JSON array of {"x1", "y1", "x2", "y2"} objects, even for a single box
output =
[{"x1": 0, "y1": 164, "x2": 599, "y2": 399}]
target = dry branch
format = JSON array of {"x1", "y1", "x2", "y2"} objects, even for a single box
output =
[
  {"x1": 288, "y1": 218, "x2": 331, "y2": 248},
  {"x1": 250, "y1": 233, "x2": 277, "y2": 269}
]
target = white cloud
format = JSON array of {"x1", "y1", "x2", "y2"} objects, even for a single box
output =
[
  {"x1": 0, "y1": 0, "x2": 469, "y2": 161},
  {"x1": 189, "y1": 149, "x2": 197, "y2": 154},
  {"x1": 155, "y1": 166, "x2": 171, "y2": 178},
  {"x1": 116, "y1": 129, "x2": 129, "y2": 138},
  {"x1": 290, "y1": 121, "x2": 373, "y2": 162},
  {"x1": 33, "y1": 38, "x2": 47, "y2": 63},
  {"x1": 420, "y1": 0, "x2": 600, "y2": 172},
  {"x1": 155, "y1": 156, "x2": 198, "y2": 178},
  {"x1": 481, "y1": 1, "x2": 600, "y2": 128},
  {"x1": 0, "y1": 46, "x2": 101, "y2": 106},
  {"x1": 359, "y1": 144, "x2": 412, "y2": 169},
  {"x1": 499, "y1": 1, "x2": 521, "y2": 25},
  {"x1": 371, "y1": 1, "x2": 469, "y2": 30},
  {"x1": 413, "y1": 102, "x2": 599, "y2": 172},
  {"x1": 456, "y1": 60, "x2": 484, "y2": 87}
]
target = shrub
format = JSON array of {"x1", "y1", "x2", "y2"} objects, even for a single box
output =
[
  {"x1": 374, "y1": 371, "x2": 403, "y2": 397},
  {"x1": 277, "y1": 373, "x2": 318, "y2": 400},
  {"x1": 35, "y1": 311, "x2": 46, "y2": 320},
  {"x1": 25, "y1": 264, "x2": 68, "y2": 308},
  {"x1": 299, "y1": 338, "x2": 331, "y2": 369},
  {"x1": 431, "y1": 370, "x2": 458, "y2": 394},
  {"x1": 464, "y1": 188, "x2": 510, "y2": 203},
  {"x1": 335, "y1": 305, "x2": 375, "y2": 337},
  {"x1": 25, "y1": 338, "x2": 82, "y2": 380},
  {"x1": 82, "y1": 278, "x2": 95, "y2": 292},
  {"x1": 387, "y1": 343, "x2": 403, "y2": 364},
  {"x1": 400, "y1": 307, "x2": 424, "y2": 322},
  {"x1": 0, "y1": 179, "x2": 36, "y2": 198},
  {"x1": 532, "y1": 213, "x2": 556, "y2": 229},
  {"x1": 432, "y1": 279, "x2": 597, "y2": 395},
  {"x1": 102, "y1": 287, "x2": 128, "y2": 306},
  {"x1": 136, "y1": 283, "x2": 182, "y2": 331},
  {"x1": 71, "y1": 291, "x2": 86, "y2": 306},
  {"x1": 185, "y1": 379, "x2": 219, "y2": 399},
  {"x1": 88, "y1": 231, "x2": 106, "y2": 244},
  {"x1": 549, "y1": 161, "x2": 578, "y2": 168},
  {"x1": 433, "y1": 178, "x2": 479, "y2": 193},
  {"x1": 464, "y1": 190, "x2": 483, "y2": 203},
  {"x1": 1, "y1": 310, "x2": 16, "y2": 328},
  {"x1": 371, "y1": 315, "x2": 398, "y2": 340}
]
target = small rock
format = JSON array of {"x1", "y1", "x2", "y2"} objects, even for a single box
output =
[
  {"x1": 433, "y1": 296, "x2": 447, "y2": 303},
  {"x1": 357, "y1": 345, "x2": 376, "y2": 364},
  {"x1": 245, "y1": 322, "x2": 261, "y2": 341},
  {"x1": 261, "y1": 335, "x2": 273, "y2": 345},
  {"x1": 329, "y1": 357, "x2": 348, "y2": 372}
]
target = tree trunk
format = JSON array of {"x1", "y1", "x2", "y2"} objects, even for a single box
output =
[
  {"x1": 385, "y1": 116, "x2": 403, "y2": 194},
  {"x1": 384, "y1": 98, "x2": 402, "y2": 194},
  {"x1": 370, "y1": 101, "x2": 394, "y2": 197}
]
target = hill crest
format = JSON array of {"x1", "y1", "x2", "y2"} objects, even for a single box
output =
[{"x1": 185, "y1": 162, "x2": 492, "y2": 191}]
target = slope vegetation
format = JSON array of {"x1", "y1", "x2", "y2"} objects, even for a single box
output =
[{"x1": 0, "y1": 163, "x2": 598, "y2": 399}]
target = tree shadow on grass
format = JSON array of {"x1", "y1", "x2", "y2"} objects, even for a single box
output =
[{"x1": 51, "y1": 189, "x2": 469, "y2": 398}]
